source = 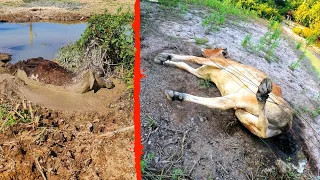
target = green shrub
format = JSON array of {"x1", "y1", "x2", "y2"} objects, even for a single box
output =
[{"x1": 57, "y1": 8, "x2": 134, "y2": 90}]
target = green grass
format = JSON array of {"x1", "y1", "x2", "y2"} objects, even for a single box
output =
[
  {"x1": 0, "y1": 103, "x2": 34, "y2": 133},
  {"x1": 242, "y1": 34, "x2": 252, "y2": 47},
  {"x1": 158, "y1": 0, "x2": 257, "y2": 31},
  {"x1": 305, "y1": 49, "x2": 320, "y2": 76},
  {"x1": 195, "y1": 37, "x2": 208, "y2": 45},
  {"x1": 141, "y1": 152, "x2": 155, "y2": 174},
  {"x1": 242, "y1": 20, "x2": 282, "y2": 62},
  {"x1": 289, "y1": 37, "x2": 320, "y2": 77},
  {"x1": 198, "y1": 76, "x2": 215, "y2": 88}
]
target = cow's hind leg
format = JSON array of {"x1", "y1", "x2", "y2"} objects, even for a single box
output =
[
  {"x1": 235, "y1": 109, "x2": 281, "y2": 138},
  {"x1": 165, "y1": 90, "x2": 239, "y2": 110}
]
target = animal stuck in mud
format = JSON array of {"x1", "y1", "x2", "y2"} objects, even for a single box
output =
[
  {"x1": 0, "y1": 55, "x2": 114, "y2": 94},
  {"x1": 154, "y1": 48, "x2": 293, "y2": 138}
]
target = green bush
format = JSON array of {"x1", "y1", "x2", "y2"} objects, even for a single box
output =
[
  {"x1": 233, "y1": 0, "x2": 281, "y2": 21},
  {"x1": 57, "y1": 8, "x2": 134, "y2": 89}
]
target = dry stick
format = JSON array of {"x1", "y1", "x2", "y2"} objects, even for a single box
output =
[
  {"x1": 188, "y1": 157, "x2": 200, "y2": 176},
  {"x1": 13, "y1": 109, "x2": 25, "y2": 120},
  {"x1": 34, "y1": 154, "x2": 47, "y2": 180},
  {"x1": 181, "y1": 129, "x2": 190, "y2": 154},
  {"x1": 32, "y1": 128, "x2": 47, "y2": 143},
  {"x1": 99, "y1": 126, "x2": 134, "y2": 138},
  {"x1": 28, "y1": 101, "x2": 34, "y2": 120}
]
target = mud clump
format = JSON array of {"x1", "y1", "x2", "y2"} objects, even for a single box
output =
[{"x1": 0, "y1": 53, "x2": 11, "y2": 67}]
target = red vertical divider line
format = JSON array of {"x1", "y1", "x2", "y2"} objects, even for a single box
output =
[{"x1": 133, "y1": 0, "x2": 142, "y2": 180}]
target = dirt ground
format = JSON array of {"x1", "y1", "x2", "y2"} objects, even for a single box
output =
[
  {"x1": 140, "y1": 2, "x2": 319, "y2": 179},
  {"x1": 0, "y1": 0, "x2": 134, "y2": 22},
  {"x1": 0, "y1": 70, "x2": 135, "y2": 179}
]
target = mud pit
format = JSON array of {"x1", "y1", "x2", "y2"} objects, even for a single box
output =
[
  {"x1": 140, "y1": 2, "x2": 320, "y2": 179},
  {"x1": 0, "y1": 60, "x2": 135, "y2": 179}
]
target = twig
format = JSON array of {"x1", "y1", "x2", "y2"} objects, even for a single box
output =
[
  {"x1": 181, "y1": 129, "x2": 190, "y2": 154},
  {"x1": 188, "y1": 157, "x2": 200, "y2": 176},
  {"x1": 32, "y1": 128, "x2": 47, "y2": 143},
  {"x1": 28, "y1": 101, "x2": 34, "y2": 120},
  {"x1": 13, "y1": 109, "x2": 25, "y2": 120},
  {"x1": 34, "y1": 154, "x2": 47, "y2": 180},
  {"x1": 99, "y1": 126, "x2": 134, "y2": 138}
]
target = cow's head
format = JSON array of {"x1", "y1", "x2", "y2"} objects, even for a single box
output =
[{"x1": 201, "y1": 48, "x2": 229, "y2": 58}]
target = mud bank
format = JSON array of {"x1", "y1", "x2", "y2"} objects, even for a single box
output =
[{"x1": 0, "y1": 0, "x2": 135, "y2": 23}]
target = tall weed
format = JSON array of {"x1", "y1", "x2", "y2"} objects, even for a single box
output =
[{"x1": 242, "y1": 19, "x2": 282, "y2": 62}]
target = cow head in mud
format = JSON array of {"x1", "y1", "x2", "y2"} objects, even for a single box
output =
[{"x1": 3, "y1": 57, "x2": 114, "y2": 93}]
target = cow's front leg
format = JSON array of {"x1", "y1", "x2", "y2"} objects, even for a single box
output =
[
  {"x1": 154, "y1": 52, "x2": 198, "y2": 63},
  {"x1": 165, "y1": 90, "x2": 239, "y2": 110}
]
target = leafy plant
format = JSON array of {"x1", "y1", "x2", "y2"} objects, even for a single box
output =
[
  {"x1": 173, "y1": 168, "x2": 184, "y2": 180},
  {"x1": 202, "y1": 10, "x2": 226, "y2": 31},
  {"x1": 242, "y1": 34, "x2": 252, "y2": 47},
  {"x1": 147, "y1": 115, "x2": 157, "y2": 129},
  {"x1": 198, "y1": 76, "x2": 215, "y2": 88},
  {"x1": 242, "y1": 19, "x2": 282, "y2": 62},
  {"x1": 57, "y1": 8, "x2": 134, "y2": 91},
  {"x1": 289, "y1": 34, "x2": 317, "y2": 70},
  {"x1": 141, "y1": 152, "x2": 155, "y2": 174}
]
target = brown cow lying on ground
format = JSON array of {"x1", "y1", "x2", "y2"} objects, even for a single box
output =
[
  {"x1": 0, "y1": 55, "x2": 114, "y2": 93},
  {"x1": 155, "y1": 48, "x2": 293, "y2": 138}
]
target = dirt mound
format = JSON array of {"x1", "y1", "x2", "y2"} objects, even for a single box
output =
[{"x1": 140, "y1": 2, "x2": 316, "y2": 179}]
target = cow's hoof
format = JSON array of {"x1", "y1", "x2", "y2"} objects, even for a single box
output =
[
  {"x1": 257, "y1": 77, "x2": 272, "y2": 101},
  {"x1": 154, "y1": 53, "x2": 172, "y2": 65},
  {"x1": 165, "y1": 90, "x2": 174, "y2": 100},
  {"x1": 165, "y1": 90, "x2": 184, "y2": 101}
]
